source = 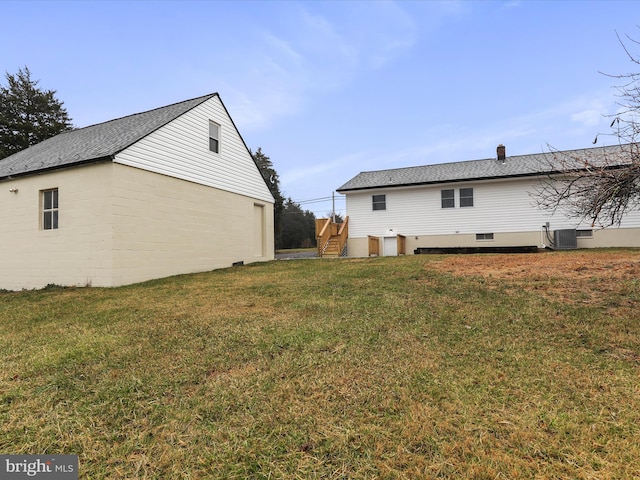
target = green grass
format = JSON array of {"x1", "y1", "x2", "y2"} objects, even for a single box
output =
[
  {"x1": 275, "y1": 247, "x2": 316, "y2": 254},
  {"x1": 1, "y1": 252, "x2": 640, "y2": 478}
]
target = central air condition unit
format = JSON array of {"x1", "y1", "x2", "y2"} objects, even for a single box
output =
[{"x1": 554, "y1": 229, "x2": 577, "y2": 250}]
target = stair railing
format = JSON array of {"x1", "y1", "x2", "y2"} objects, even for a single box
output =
[
  {"x1": 315, "y1": 217, "x2": 350, "y2": 257},
  {"x1": 336, "y1": 216, "x2": 349, "y2": 256},
  {"x1": 316, "y1": 218, "x2": 332, "y2": 257}
]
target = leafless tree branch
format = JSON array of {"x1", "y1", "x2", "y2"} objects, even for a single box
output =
[
  {"x1": 535, "y1": 31, "x2": 640, "y2": 227},
  {"x1": 534, "y1": 144, "x2": 640, "y2": 226}
]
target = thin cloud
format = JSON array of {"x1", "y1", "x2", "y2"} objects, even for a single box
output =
[
  {"x1": 225, "y1": 2, "x2": 420, "y2": 131},
  {"x1": 571, "y1": 109, "x2": 604, "y2": 128}
]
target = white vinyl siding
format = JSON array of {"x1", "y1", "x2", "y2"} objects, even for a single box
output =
[
  {"x1": 114, "y1": 95, "x2": 273, "y2": 204},
  {"x1": 344, "y1": 177, "x2": 640, "y2": 239}
]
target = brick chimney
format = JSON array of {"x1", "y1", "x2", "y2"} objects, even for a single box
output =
[{"x1": 497, "y1": 144, "x2": 506, "y2": 162}]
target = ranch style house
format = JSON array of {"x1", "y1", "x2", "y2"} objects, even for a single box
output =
[{"x1": 333, "y1": 144, "x2": 640, "y2": 257}]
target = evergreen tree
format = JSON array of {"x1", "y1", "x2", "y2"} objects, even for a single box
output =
[
  {"x1": 0, "y1": 67, "x2": 73, "y2": 160},
  {"x1": 279, "y1": 198, "x2": 316, "y2": 249}
]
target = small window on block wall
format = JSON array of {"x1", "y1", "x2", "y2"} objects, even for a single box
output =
[
  {"x1": 476, "y1": 233, "x2": 494, "y2": 241},
  {"x1": 42, "y1": 188, "x2": 59, "y2": 230},
  {"x1": 209, "y1": 121, "x2": 220, "y2": 153},
  {"x1": 576, "y1": 229, "x2": 593, "y2": 238}
]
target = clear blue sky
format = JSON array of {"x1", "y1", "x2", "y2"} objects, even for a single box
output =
[{"x1": 3, "y1": 1, "x2": 640, "y2": 217}]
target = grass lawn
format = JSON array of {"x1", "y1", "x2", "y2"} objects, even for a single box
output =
[
  {"x1": 1, "y1": 250, "x2": 639, "y2": 478},
  {"x1": 275, "y1": 247, "x2": 316, "y2": 254}
]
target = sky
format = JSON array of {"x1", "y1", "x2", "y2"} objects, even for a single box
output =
[{"x1": 3, "y1": 0, "x2": 640, "y2": 217}]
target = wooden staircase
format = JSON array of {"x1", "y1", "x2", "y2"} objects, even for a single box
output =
[
  {"x1": 322, "y1": 236, "x2": 342, "y2": 257},
  {"x1": 315, "y1": 217, "x2": 349, "y2": 258}
]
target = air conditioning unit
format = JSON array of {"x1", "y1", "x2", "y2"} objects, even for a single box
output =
[{"x1": 554, "y1": 229, "x2": 577, "y2": 250}]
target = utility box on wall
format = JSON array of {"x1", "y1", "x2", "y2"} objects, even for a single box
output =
[{"x1": 554, "y1": 229, "x2": 577, "y2": 250}]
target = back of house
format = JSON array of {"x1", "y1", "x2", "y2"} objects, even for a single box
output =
[{"x1": 336, "y1": 144, "x2": 640, "y2": 257}]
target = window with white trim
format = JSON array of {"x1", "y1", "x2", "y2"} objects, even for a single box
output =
[
  {"x1": 460, "y1": 187, "x2": 474, "y2": 207},
  {"x1": 372, "y1": 194, "x2": 386, "y2": 211},
  {"x1": 209, "y1": 121, "x2": 220, "y2": 153},
  {"x1": 441, "y1": 189, "x2": 455, "y2": 208},
  {"x1": 42, "y1": 188, "x2": 59, "y2": 230}
]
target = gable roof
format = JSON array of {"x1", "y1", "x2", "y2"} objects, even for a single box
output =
[
  {"x1": 337, "y1": 144, "x2": 628, "y2": 193},
  {"x1": 0, "y1": 93, "x2": 217, "y2": 180}
]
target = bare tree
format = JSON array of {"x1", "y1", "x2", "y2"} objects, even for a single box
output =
[
  {"x1": 535, "y1": 143, "x2": 640, "y2": 227},
  {"x1": 535, "y1": 32, "x2": 640, "y2": 227}
]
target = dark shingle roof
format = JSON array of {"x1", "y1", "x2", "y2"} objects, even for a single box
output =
[
  {"x1": 0, "y1": 93, "x2": 217, "y2": 180},
  {"x1": 336, "y1": 144, "x2": 628, "y2": 192}
]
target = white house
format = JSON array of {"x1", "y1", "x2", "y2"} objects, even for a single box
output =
[
  {"x1": 0, "y1": 93, "x2": 275, "y2": 290},
  {"x1": 336, "y1": 144, "x2": 640, "y2": 257}
]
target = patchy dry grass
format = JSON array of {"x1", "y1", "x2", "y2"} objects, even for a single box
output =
[{"x1": 1, "y1": 250, "x2": 640, "y2": 478}]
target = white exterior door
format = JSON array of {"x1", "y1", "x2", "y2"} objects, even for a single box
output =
[{"x1": 383, "y1": 236, "x2": 397, "y2": 256}]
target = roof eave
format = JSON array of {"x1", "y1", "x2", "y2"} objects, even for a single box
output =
[
  {"x1": 0, "y1": 156, "x2": 113, "y2": 182},
  {"x1": 336, "y1": 171, "x2": 553, "y2": 193}
]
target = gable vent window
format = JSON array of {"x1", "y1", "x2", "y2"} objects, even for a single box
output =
[
  {"x1": 460, "y1": 188, "x2": 474, "y2": 207},
  {"x1": 372, "y1": 194, "x2": 386, "y2": 211},
  {"x1": 209, "y1": 121, "x2": 220, "y2": 153},
  {"x1": 42, "y1": 188, "x2": 59, "y2": 230},
  {"x1": 441, "y1": 189, "x2": 455, "y2": 208}
]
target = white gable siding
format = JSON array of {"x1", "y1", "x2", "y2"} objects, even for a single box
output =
[
  {"x1": 114, "y1": 95, "x2": 274, "y2": 204},
  {"x1": 346, "y1": 177, "x2": 640, "y2": 238}
]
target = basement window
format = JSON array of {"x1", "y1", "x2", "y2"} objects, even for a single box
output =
[
  {"x1": 576, "y1": 229, "x2": 593, "y2": 238},
  {"x1": 372, "y1": 194, "x2": 386, "y2": 211},
  {"x1": 476, "y1": 233, "x2": 494, "y2": 241},
  {"x1": 42, "y1": 188, "x2": 59, "y2": 230},
  {"x1": 441, "y1": 189, "x2": 455, "y2": 208},
  {"x1": 460, "y1": 188, "x2": 474, "y2": 207},
  {"x1": 209, "y1": 121, "x2": 220, "y2": 153}
]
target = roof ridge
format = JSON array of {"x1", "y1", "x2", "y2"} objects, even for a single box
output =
[
  {"x1": 354, "y1": 143, "x2": 625, "y2": 175},
  {"x1": 337, "y1": 144, "x2": 631, "y2": 192},
  {"x1": 72, "y1": 92, "x2": 218, "y2": 131}
]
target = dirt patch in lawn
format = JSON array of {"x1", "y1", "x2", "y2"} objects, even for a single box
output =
[{"x1": 429, "y1": 250, "x2": 640, "y2": 308}]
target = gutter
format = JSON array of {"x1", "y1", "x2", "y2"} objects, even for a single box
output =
[{"x1": 0, "y1": 156, "x2": 114, "y2": 182}]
